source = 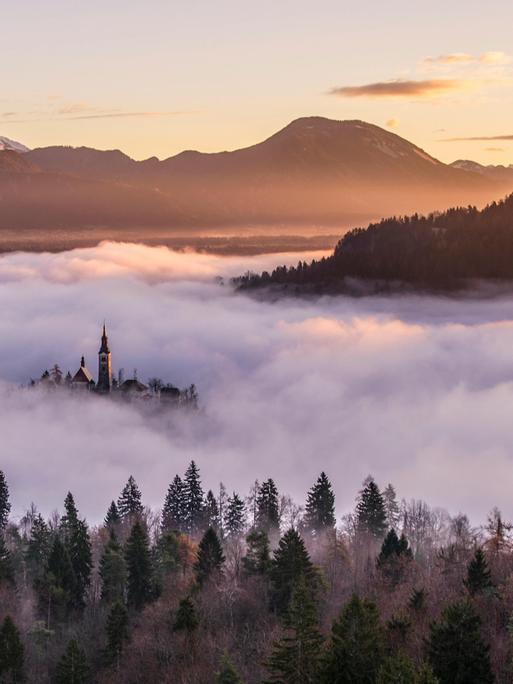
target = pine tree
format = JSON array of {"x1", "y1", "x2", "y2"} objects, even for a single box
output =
[
  {"x1": 427, "y1": 600, "x2": 494, "y2": 684},
  {"x1": 104, "y1": 601, "x2": 129, "y2": 669},
  {"x1": 39, "y1": 536, "x2": 76, "y2": 624},
  {"x1": 26, "y1": 514, "x2": 51, "y2": 580},
  {"x1": 184, "y1": 461, "x2": 204, "y2": 537},
  {"x1": 0, "y1": 534, "x2": 14, "y2": 585},
  {"x1": 194, "y1": 527, "x2": 225, "y2": 585},
  {"x1": 125, "y1": 521, "x2": 153, "y2": 610},
  {"x1": 377, "y1": 529, "x2": 412, "y2": 583},
  {"x1": 60, "y1": 494, "x2": 92, "y2": 609},
  {"x1": 266, "y1": 575, "x2": 324, "y2": 683},
  {"x1": 117, "y1": 476, "x2": 143, "y2": 520},
  {"x1": 225, "y1": 493, "x2": 246, "y2": 538},
  {"x1": 356, "y1": 478, "x2": 387, "y2": 540},
  {"x1": 383, "y1": 484, "x2": 400, "y2": 530},
  {"x1": 0, "y1": 615, "x2": 24, "y2": 682},
  {"x1": 464, "y1": 548, "x2": 493, "y2": 596},
  {"x1": 104, "y1": 501, "x2": 120, "y2": 528},
  {"x1": 0, "y1": 470, "x2": 11, "y2": 530},
  {"x1": 173, "y1": 596, "x2": 199, "y2": 632},
  {"x1": 161, "y1": 475, "x2": 186, "y2": 533},
  {"x1": 215, "y1": 653, "x2": 243, "y2": 683},
  {"x1": 242, "y1": 530, "x2": 271, "y2": 576},
  {"x1": 377, "y1": 653, "x2": 416, "y2": 684},
  {"x1": 269, "y1": 528, "x2": 318, "y2": 615},
  {"x1": 99, "y1": 531, "x2": 127, "y2": 603},
  {"x1": 205, "y1": 490, "x2": 221, "y2": 534},
  {"x1": 303, "y1": 472, "x2": 336, "y2": 534},
  {"x1": 256, "y1": 479, "x2": 280, "y2": 535},
  {"x1": 55, "y1": 639, "x2": 90, "y2": 684},
  {"x1": 320, "y1": 594, "x2": 385, "y2": 683}
]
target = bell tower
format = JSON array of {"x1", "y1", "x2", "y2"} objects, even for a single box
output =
[{"x1": 97, "y1": 323, "x2": 112, "y2": 392}]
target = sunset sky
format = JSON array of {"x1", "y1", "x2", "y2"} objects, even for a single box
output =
[{"x1": 2, "y1": 0, "x2": 513, "y2": 164}]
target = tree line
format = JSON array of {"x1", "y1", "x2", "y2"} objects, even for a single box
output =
[{"x1": 0, "y1": 466, "x2": 510, "y2": 682}]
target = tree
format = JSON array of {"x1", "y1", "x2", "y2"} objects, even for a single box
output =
[
  {"x1": 225, "y1": 493, "x2": 246, "y2": 539},
  {"x1": 125, "y1": 521, "x2": 152, "y2": 609},
  {"x1": 377, "y1": 654, "x2": 416, "y2": 684},
  {"x1": 464, "y1": 548, "x2": 493, "y2": 596},
  {"x1": 184, "y1": 461, "x2": 205, "y2": 536},
  {"x1": 383, "y1": 484, "x2": 400, "y2": 531},
  {"x1": 0, "y1": 470, "x2": 10, "y2": 530},
  {"x1": 26, "y1": 514, "x2": 51, "y2": 580},
  {"x1": 39, "y1": 536, "x2": 76, "y2": 624},
  {"x1": 415, "y1": 664, "x2": 439, "y2": 684},
  {"x1": 55, "y1": 639, "x2": 90, "y2": 684},
  {"x1": 266, "y1": 575, "x2": 324, "y2": 683},
  {"x1": 161, "y1": 475, "x2": 186, "y2": 533},
  {"x1": 0, "y1": 534, "x2": 14, "y2": 585},
  {"x1": 303, "y1": 472, "x2": 336, "y2": 534},
  {"x1": 242, "y1": 530, "x2": 271, "y2": 576},
  {"x1": 104, "y1": 601, "x2": 129, "y2": 669},
  {"x1": 269, "y1": 528, "x2": 318, "y2": 615},
  {"x1": 356, "y1": 478, "x2": 387, "y2": 540},
  {"x1": 0, "y1": 616, "x2": 24, "y2": 682},
  {"x1": 320, "y1": 594, "x2": 385, "y2": 683},
  {"x1": 173, "y1": 596, "x2": 199, "y2": 632},
  {"x1": 99, "y1": 531, "x2": 127, "y2": 603},
  {"x1": 215, "y1": 653, "x2": 243, "y2": 683},
  {"x1": 427, "y1": 600, "x2": 494, "y2": 684},
  {"x1": 256, "y1": 479, "x2": 280, "y2": 535},
  {"x1": 60, "y1": 494, "x2": 92, "y2": 609},
  {"x1": 194, "y1": 527, "x2": 225, "y2": 585},
  {"x1": 377, "y1": 529, "x2": 412, "y2": 583},
  {"x1": 117, "y1": 476, "x2": 143, "y2": 520},
  {"x1": 104, "y1": 501, "x2": 120, "y2": 528},
  {"x1": 205, "y1": 490, "x2": 221, "y2": 534}
]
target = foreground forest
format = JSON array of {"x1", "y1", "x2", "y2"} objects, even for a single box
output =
[
  {"x1": 0, "y1": 465, "x2": 511, "y2": 683},
  {"x1": 236, "y1": 193, "x2": 513, "y2": 292}
]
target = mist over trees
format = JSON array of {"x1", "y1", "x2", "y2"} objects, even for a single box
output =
[{"x1": 0, "y1": 466, "x2": 512, "y2": 682}]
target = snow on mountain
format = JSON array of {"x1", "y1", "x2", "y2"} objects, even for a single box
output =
[{"x1": 0, "y1": 136, "x2": 30, "y2": 153}]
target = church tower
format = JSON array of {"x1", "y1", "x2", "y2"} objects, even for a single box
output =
[{"x1": 97, "y1": 323, "x2": 112, "y2": 392}]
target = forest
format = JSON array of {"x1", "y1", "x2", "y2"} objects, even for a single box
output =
[
  {"x1": 235, "y1": 193, "x2": 513, "y2": 292},
  {"x1": 0, "y1": 465, "x2": 511, "y2": 683}
]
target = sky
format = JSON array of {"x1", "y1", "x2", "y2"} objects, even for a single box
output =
[
  {"x1": 2, "y1": 0, "x2": 513, "y2": 164},
  {"x1": 2, "y1": 242, "x2": 513, "y2": 525}
]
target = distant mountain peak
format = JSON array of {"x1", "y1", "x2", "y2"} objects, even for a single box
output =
[{"x1": 0, "y1": 136, "x2": 30, "y2": 153}]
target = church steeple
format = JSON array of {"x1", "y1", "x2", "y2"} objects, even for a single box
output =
[
  {"x1": 97, "y1": 322, "x2": 112, "y2": 392},
  {"x1": 99, "y1": 323, "x2": 110, "y2": 354}
]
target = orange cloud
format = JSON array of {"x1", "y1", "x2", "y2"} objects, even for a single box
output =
[
  {"x1": 441, "y1": 134, "x2": 513, "y2": 142},
  {"x1": 329, "y1": 79, "x2": 468, "y2": 99},
  {"x1": 423, "y1": 51, "x2": 512, "y2": 67},
  {"x1": 385, "y1": 118, "x2": 399, "y2": 128}
]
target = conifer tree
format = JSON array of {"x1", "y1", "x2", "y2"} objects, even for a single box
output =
[
  {"x1": 0, "y1": 534, "x2": 14, "y2": 585},
  {"x1": 225, "y1": 493, "x2": 246, "y2": 538},
  {"x1": 104, "y1": 501, "x2": 120, "y2": 529},
  {"x1": 99, "y1": 531, "x2": 127, "y2": 603},
  {"x1": 173, "y1": 596, "x2": 199, "y2": 632},
  {"x1": 266, "y1": 575, "x2": 324, "y2": 683},
  {"x1": 26, "y1": 514, "x2": 51, "y2": 579},
  {"x1": 377, "y1": 653, "x2": 416, "y2": 684},
  {"x1": 117, "y1": 476, "x2": 143, "y2": 520},
  {"x1": 356, "y1": 478, "x2": 387, "y2": 540},
  {"x1": 269, "y1": 528, "x2": 318, "y2": 615},
  {"x1": 383, "y1": 484, "x2": 400, "y2": 531},
  {"x1": 104, "y1": 601, "x2": 129, "y2": 669},
  {"x1": 125, "y1": 521, "x2": 153, "y2": 610},
  {"x1": 184, "y1": 461, "x2": 204, "y2": 537},
  {"x1": 409, "y1": 588, "x2": 427, "y2": 612},
  {"x1": 194, "y1": 527, "x2": 225, "y2": 585},
  {"x1": 39, "y1": 536, "x2": 76, "y2": 624},
  {"x1": 464, "y1": 548, "x2": 493, "y2": 596},
  {"x1": 161, "y1": 475, "x2": 186, "y2": 533},
  {"x1": 215, "y1": 653, "x2": 243, "y2": 683},
  {"x1": 55, "y1": 639, "x2": 90, "y2": 684},
  {"x1": 256, "y1": 479, "x2": 280, "y2": 535},
  {"x1": 377, "y1": 529, "x2": 412, "y2": 583},
  {"x1": 242, "y1": 530, "x2": 271, "y2": 576},
  {"x1": 205, "y1": 490, "x2": 221, "y2": 534},
  {"x1": 320, "y1": 594, "x2": 385, "y2": 683},
  {"x1": 427, "y1": 600, "x2": 494, "y2": 684},
  {"x1": 415, "y1": 664, "x2": 439, "y2": 684},
  {"x1": 0, "y1": 470, "x2": 11, "y2": 530},
  {"x1": 0, "y1": 615, "x2": 24, "y2": 682},
  {"x1": 303, "y1": 472, "x2": 336, "y2": 534},
  {"x1": 60, "y1": 494, "x2": 92, "y2": 609}
]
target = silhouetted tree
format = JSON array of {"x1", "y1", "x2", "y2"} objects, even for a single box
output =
[
  {"x1": 356, "y1": 478, "x2": 387, "y2": 540},
  {"x1": 304, "y1": 471, "x2": 336, "y2": 534},
  {"x1": 270, "y1": 528, "x2": 318, "y2": 615},
  {"x1": 464, "y1": 548, "x2": 493, "y2": 596},
  {"x1": 125, "y1": 521, "x2": 152, "y2": 609},
  {"x1": 55, "y1": 639, "x2": 90, "y2": 684},
  {"x1": 173, "y1": 596, "x2": 199, "y2": 633},
  {"x1": 99, "y1": 531, "x2": 127, "y2": 604},
  {"x1": 184, "y1": 461, "x2": 204, "y2": 537},
  {"x1": 104, "y1": 501, "x2": 120, "y2": 529},
  {"x1": 0, "y1": 470, "x2": 10, "y2": 530},
  {"x1": 256, "y1": 479, "x2": 280, "y2": 535},
  {"x1": 225, "y1": 493, "x2": 246, "y2": 538},
  {"x1": 104, "y1": 601, "x2": 129, "y2": 669},
  {"x1": 60, "y1": 493, "x2": 92, "y2": 609},
  {"x1": 161, "y1": 475, "x2": 186, "y2": 533},
  {"x1": 205, "y1": 489, "x2": 221, "y2": 534},
  {"x1": 242, "y1": 530, "x2": 271, "y2": 576},
  {"x1": 26, "y1": 514, "x2": 51, "y2": 580},
  {"x1": 383, "y1": 484, "x2": 400, "y2": 530},
  {"x1": 40, "y1": 536, "x2": 76, "y2": 624},
  {"x1": 377, "y1": 653, "x2": 417, "y2": 684},
  {"x1": 194, "y1": 527, "x2": 225, "y2": 585},
  {"x1": 0, "y1": 615, "x2": 24, "y2": 682},
  {"x1": 117, "y1": 476, "x2": 143, "y2": 520}
]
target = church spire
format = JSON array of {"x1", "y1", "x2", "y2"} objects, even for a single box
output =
[
  {"x1": 99, "y1": 322, "x2": 110, "y2": 354},
  {"x1": 97, "y1": 322, "x2": 113, "y2": 392}
]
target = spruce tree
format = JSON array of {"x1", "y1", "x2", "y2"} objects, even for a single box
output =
[
  {"x1": 104, "y1": 601, "x2": 129, "y2": 669},
  {"x1": 0, "y1": 615, "x2": 24, "y2": 682},
  {"x1": 60, "y1": 494, "x2": 92, "y2": 609},
  {"x1": 104, "y1": 501, "x2": 120, "y2": 528},
  {"x1": 377, "y1": 529, "x2": 412, "y2": 583},
  {"x1": 194, "y1": 527, "x2": 225, "y2": 585},
  {"x1": 161, "y1": 475, "x2": 186, "y2": 533},
  {"x1": 0, "y1": 534, "x2": 14, "y2": 585},
  {"x1": 184, "y1": 461, "x2": 204, "y2": 537},
  {"x1": 0, "y1": 470, "x2": 11, "y2": 530},
  {"x1": 215, "y1": 653, "x2": 243, "y2": 683},
  {"x1": 242, "y1": 530, "x2": 271, "y2": 576},
  {"x1": 303, "y1": 472, "x2": 336, "y2": 534},
  {"x1": 26, "y1": 514, "x2": 51, "y2": 580},
  {"x1": 377, "y1": 653, "x2": 416, "y2": 684},
  {"x1": 55, "y1": 639, "x2": 90, "y2": 684},
  {"x1": 320, "y1": 594, "x2": 385, "y2": 683},
  {"x1": 383, "y1": 484, "x2": 400, "y2": 530},
  {"x1": 125, "y1": 521, "x2": 153, "y2": 610},
  {"x1": 39, "y1": 536, "x2": 76, "y2": 624},
  {"x1": 266, "y1": 575, "x2": 324, "y2": 683},
  {"x1": 427, "y1": 600, "x2": 494, "y2": 684},
  {"x1": 205, "y1": 490, "x2": 221, "y2": 534},
  {"x1": 356, "y1": 478, "x2": 387, "y2": 540},
  {"x1": 269, "y1": 528, "x2": 318, "y2": 615},
  {"x1": 99, "y1": 531, "x2": 127, "y2": 603},
  {"x1": 226, "y1": 493, "x2": 246, "y2": 538},
  {"x1": 256, "y1": 479, "x2": 280, "y2": 535},
  {"x1": 173, "y1": 596, "x2": 199, "y2": 632},
  {"x1": 464, "y1": 548, "x2": 493, "y2": 596},
  {"x1": 117, "y1": 476, "x2": 143, "y2": 520}
]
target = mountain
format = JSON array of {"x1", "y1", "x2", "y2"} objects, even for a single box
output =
[
  {"x1": 0, "y1": 136, "x2": 30, "y2": 153},
  {"x1": 1, "y1": 117, "x2": 512, "y2": 233},
  {"x1": 451, "y1": 159, "x2": 513, "y2": 183}
]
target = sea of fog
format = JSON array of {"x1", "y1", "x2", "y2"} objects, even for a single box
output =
[{"x1": 1, "y1": 240, "x2": 513, "y2": 525}]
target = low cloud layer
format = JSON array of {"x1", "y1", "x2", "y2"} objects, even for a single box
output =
[
  {"x1": 328, "y1": 79, "x2": 471, "y2": 99},
  {"x1": 1, "y1": 242, "x2": 513, "y2": 525}
]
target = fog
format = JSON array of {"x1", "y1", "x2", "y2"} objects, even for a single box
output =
[{"x1": 1, "y1": 241, "x2": 513, "y2": 525}]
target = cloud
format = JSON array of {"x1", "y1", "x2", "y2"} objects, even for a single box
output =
[
  {"x1": 1, "y1": 243, "x2": 513, "y2": 526},
  {"x1": 424, "y1": 53, "x2": 475, "y2": 66},
  {"x1": 57, "y1": 102, "x2": 98, "y2": 115},
  {"x1": 328, "y1": 79, "x2": 472, "y2": 99},
  {"x1": 441, "y1": 134, "x2": 513, "y2": 142},
  {"x1": 423, "y1": 51, "x2": 512, "y2": 67},
  {"x1": 484, "y1": 147, "x2": 504, "y2": 152}
]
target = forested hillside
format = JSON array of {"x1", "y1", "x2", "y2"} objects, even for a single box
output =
[
  {"x1": 236, "y1": 194, "x2": 513, "y2": 292},
  {"x1": 0, "y1": 466, "x2": 511, "y2": 682}
]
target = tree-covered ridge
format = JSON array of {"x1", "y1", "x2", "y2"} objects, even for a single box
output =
[
  {"x1": 0, "y1": 468, "x2": 510, "y2": 682},
  {"x1": 236, "y1": 193, "x2": 513, "y2": 291}
]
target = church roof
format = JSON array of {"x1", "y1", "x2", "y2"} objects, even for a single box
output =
[
  {"x1": 73, "y1": 365, "x2": 94, "y2": 384},
  {"x1": 119, "y1": 378, "x2": 148, "y2": 393}
]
